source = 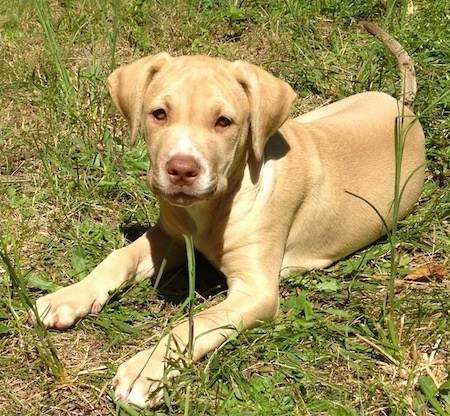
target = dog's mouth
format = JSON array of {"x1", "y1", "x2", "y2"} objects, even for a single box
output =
[
  {"x1": 163, "y1": 190, "x2": 208, "y2": 206},
  {"x1": 151, "y1": 183, "x2": 218, "y2": 207},
  {"x1": 149, "y1": 169, "x2": 227, "y2": 207}
]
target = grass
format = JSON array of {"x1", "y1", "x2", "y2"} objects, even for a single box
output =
[{"x1": 0, "y1": 0, "x2": 449, "y2": 414}]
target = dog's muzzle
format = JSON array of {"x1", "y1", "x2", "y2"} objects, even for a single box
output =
[{"x1": 149, "y1": 155, "x2": 219, "y2": 206}]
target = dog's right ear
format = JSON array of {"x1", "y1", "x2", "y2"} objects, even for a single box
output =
[{"x1": 107, "y1": 52, "x2": 171, "y2": 145}]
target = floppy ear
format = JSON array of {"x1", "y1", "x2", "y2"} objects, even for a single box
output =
[
  {"x1": 107, "y1": 52, "x2": 171, "y2": 145},
  {"x1": 232, "y1": 61, "x2": 297, "y2": 161}
]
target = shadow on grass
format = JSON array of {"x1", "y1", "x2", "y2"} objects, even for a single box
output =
[{"x1": 121, "y1": 224, "x2": 228, "y2": 305}]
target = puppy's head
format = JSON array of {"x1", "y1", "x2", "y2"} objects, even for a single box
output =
[{"x1": 108, "y1": 53, "x2": 296, "y2": 207}]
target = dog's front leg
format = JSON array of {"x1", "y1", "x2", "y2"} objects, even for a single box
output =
[
  {"x1": 32, "y1": 226, "x2": 185, "y2": 330},
  {"x1": 113, "y1": 273, "x2": 279, "y2": 407}
]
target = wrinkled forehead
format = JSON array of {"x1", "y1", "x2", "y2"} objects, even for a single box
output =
[{"x1": 145, "y1": 56, "x2": 247, "y2": 108}]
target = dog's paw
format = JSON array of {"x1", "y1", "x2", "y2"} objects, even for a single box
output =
[
  {"x1": 30, "y1": 282, "x2": 109, "y2": 330},
  {"x1": 113, "y1": 349, "x2": 180, "y2": 408}
]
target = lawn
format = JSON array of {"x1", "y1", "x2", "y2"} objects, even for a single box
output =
[{"x1": 0, "y1": 0, "x2": 449, "y2": 415}]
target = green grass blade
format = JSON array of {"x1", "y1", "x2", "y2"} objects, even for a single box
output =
[
  {"x1": 32, "y1": 0, "x2": 75, "y2": 107},
  {"x1": 0, "y1": 236, "x2": 67, "y2": 382},
  {"x1": 418, "y1": 376, "x2": 448, "y2": 416}
]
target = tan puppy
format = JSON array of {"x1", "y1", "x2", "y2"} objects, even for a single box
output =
[{"x1": 32, "y1": 23, "x2": 425, "y2": 407}]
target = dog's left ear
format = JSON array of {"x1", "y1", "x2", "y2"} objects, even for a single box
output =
[
  {"x1": 108, "y1": 52, "x2": 171, "y2": 145},
  {"x1": 233, "y1": 61, "x2": 297, "y2": 161}
]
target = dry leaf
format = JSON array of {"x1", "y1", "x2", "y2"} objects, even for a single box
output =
[{"x1": 405, "y1": 262, "x2": 448, "y2": 283}]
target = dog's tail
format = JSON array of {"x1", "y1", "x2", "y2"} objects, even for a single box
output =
[{"x1": 362, "y1": 21, "x2": 416, "y2": 111}]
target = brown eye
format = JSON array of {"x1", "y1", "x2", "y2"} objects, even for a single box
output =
[
  {"x1": 216, "y1": 116, "x2": 232, "y2": 129},
  {"x1": 152, "y1": 109, "x2": 167, "y2": 121}
]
